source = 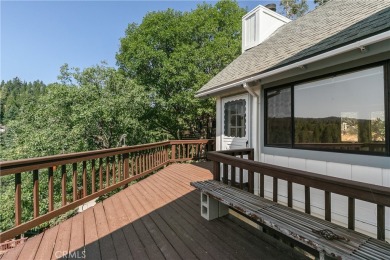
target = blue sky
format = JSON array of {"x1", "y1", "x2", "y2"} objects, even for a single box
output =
[{"x1": 1, "y1": 1, "x2": 315, "y2": 84}]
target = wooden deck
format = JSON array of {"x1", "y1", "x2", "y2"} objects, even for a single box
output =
[{"x1": 1, "y1": 162, "x2": 306, "y2": 260}]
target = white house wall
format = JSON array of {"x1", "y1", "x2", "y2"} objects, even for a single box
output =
[{"x1": 256, "y1": 153, "x2": 390, "y2": 241}]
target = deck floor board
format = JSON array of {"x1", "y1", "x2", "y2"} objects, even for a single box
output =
[{"x1": 2, "y1": 162, "x2": 307, "y2": 260}]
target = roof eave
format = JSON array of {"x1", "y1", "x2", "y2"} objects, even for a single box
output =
[{"x1": 196, "y1": 30, "x2": 390, "y2": 98}]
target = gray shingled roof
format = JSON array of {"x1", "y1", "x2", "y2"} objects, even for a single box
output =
[{"x1": 197, "y1": 0, "x2": 390, "y2": 95}]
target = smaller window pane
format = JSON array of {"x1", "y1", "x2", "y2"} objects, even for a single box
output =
[
  {"x1": 237, "y1": 115, "x2": 243, "y2": 126},
  {"x1": 230, "y1": 128, "x2": 236, "y2": 136},
  {"x1": 237, "y1": 128, "x2": 242, "y2": 137},
  {"x1": 266, "y1": 87, "x2": 292, "y2": 146},
  {"x1": 230, "y1": 104, "x2": 237, "y2": 114},
  {"x1": 230, "y1": 115, "x2": 236, "y2": 126}
]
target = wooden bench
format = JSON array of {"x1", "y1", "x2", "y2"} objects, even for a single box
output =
[{"x1": 191, "y1": 180, "x2": 390, "y2": 260}]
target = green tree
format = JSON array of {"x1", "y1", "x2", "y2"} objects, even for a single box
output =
[
  {"x1": 0, "y1": 78, "x2": 46, "y2": 125},
  {"x1": 116, "y1": 0, "x2": 245, "y2": 139},
  {"x1": 314, "y1": 0, "x2": 329, "y2": 7},
  {"x1": 0, "y1": 64, "x2": 157, "y2": 232},
  {"x1": 279, "y1": 0, "x2": 308, "y2": 19},
  {"x1": 2, "y1": 63, "x2": 154, "y2": 160}
]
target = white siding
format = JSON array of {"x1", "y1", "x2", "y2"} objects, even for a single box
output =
[{"x1": 257, "y1": 153, "x2": 390, "y2": 241}]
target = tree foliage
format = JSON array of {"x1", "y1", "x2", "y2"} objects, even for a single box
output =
[
  {"x1": 314, "y1": 0, "x2": 330, "y2": 7},
  {"x1": 0, "y1": 78, "x2": 46, "y2": 125},
  {"x1": 0, "y1": 64, "x2": 160, "y2": 231},
  {"x1": 1, "y1": 63, "x2": 155, "y2": 161},
  {"x1": 116, "y1": 0, "x2": 245, "y2": 138},
  {"x1": 279, "y1": 0, "x2": 309, "y2": 19}
]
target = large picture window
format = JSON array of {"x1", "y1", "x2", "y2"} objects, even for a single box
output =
[
  {"x1": 224, "y1": 100, "x2": 246, "y2": 138},
  {"x1": 265, "y1": 65, "x2": 388, "y2": 155}
]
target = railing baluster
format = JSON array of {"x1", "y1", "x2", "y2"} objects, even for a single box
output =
[
  {"x1": 231, "y1": 164, "x2": 236, "y2": 187},
  {"x1": 150, "y1": 152, "x2": 152, "y2": 168},
  {"x1": 142, "y1": 154, "x2": 144, "y2": 172},
  {"x1": 61, "y1": 165, "x2": 66, "y2": 206},
  {"x1": 112, "y1": 156, "x2": 116, "y2": 184},
  {"x1": 48, "y1": 167, "x2": 54, "y2": 212},
  {"x1": 273, "y1": 177, "x2": 278, "y2": 202},
  {"x1": 124, "y1": 154, "x2": 129, "y2": 180},
  {"x1": 260, "y1": 173, "x2": 264, "y2": 197},
  {"x1": 131, "y1": 157, "x2": 134, "y2": 176},
  {"x1": 305, "y1": 186, "x2": 310, "y2": 214},
  {"x1": 99, "y1": 158, "x2": 103, "y2": 190},
  {"x1": 240, "y1": 153, "x2": 244, "y2": 189},
  {"x1": 91, "y1": 159, "x2": 96, "y2": 194},
  {"x1": 73, "y1": 163, "x2": 77, "y2": 201},
  {"x1": 15, "y1": 173, "x2": 21, "y2": 226},
  {"x1": 213, "y1": 161, "x2": 220, "y2": 181},
  {"x1": 223, "y1": 164, "x2": 228, "y2": 184},
  {"x1": 33, "y1": 170, "x2": 39, "y2": 218},
  {"x1": 118, "y1": 155, "x2": 122, "y2": 181},
  {"x1": 136, "y1": 155, "x2": 139, "y2": 175},
  {"x1": 288, "y1": 181, "x2": 292, "y2": 208},
  {"x1": 145, "y1": 152, "x2": 148, "y2": 171},
  {"x1": 377, "y1": 205, "x2": 385, "y2": 240},
  {"x1": 325, "y1": 191, "x2": 331, "y2": 221},
  {"x1": 348, "y1": 197, "x2": 355, "y2": 230},
  {"x1": 106, "y1": 157, "x2": 110, "y2": 187},
  {"x1": 83, "y1": 161, "x2": 87, "y2": 198}
]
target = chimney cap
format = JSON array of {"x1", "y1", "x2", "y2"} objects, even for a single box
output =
[{"x1": 265, "y1": 3, "x2": 276, "y2": 12}]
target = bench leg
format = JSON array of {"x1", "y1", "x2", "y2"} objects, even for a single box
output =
[{"x1": 200, "y1": 192, "x2": 228, "y2": 221}]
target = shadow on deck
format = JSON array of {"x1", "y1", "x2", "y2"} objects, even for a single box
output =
[{"x1": 2, "y1": 162, "x2": 307, "y2": 260}]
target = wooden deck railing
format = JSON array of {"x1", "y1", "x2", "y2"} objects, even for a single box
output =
[
  {"x1": 0, "y1": 139, "x2": 213, "y2": 242},
  {"x1": 208, "y1": 149, "x2": 390, "y2": 241},
  {"x1": 0, "y1": 237, "x2": 27, "y2": 252}
]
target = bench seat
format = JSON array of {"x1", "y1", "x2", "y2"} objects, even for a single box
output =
[{"x1": 191, "y1": 180, "x2": 390, "y2": 260}]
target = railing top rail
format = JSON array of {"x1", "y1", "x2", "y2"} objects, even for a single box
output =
[
  {"x1": 170, "y1": 139, "x2": 211, "y2": 145},
  {"x1": 215, "y1": 148, "x2": 253, "y2": 154},
  {"x1": 207, "y1": 151, "x2": 390, "y2": 206},
  {"x1": 0, "y1": 140, "x2": 212, "y2": 176}
]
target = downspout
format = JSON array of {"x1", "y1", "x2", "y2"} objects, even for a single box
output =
[{"x1": 244, "y1": 82, "x2": 261, "y2": 196}]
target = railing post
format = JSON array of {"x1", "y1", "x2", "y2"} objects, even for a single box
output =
[
  {"x1": 171, "y1": 144, "x2": 176, "y2": 161},
  {"x1": 213, "y1": 161, "x2": 220, "y2": 181},
  {"x1": 248, "y1": 149, "x2": 254, "y2": 193}
]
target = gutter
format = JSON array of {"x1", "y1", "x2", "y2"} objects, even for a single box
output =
[{"x1": 195, "y1": 30, "x2": 390, "y2": 98}]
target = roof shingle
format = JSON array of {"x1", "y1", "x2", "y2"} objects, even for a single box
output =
[{"x1": 197, "y1": 0, "x2": 390, "y2": 95}]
